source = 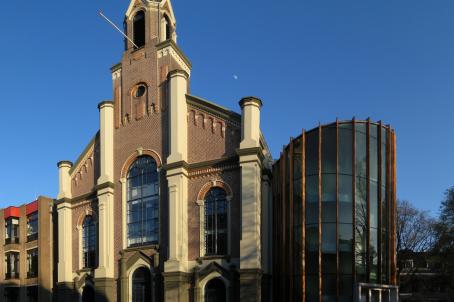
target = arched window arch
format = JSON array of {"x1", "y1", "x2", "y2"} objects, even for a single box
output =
[
  {"x1": 132, "y1": 267, "x2": 151, "y2": 302},
  {"x1": 205, "y1": 278, "x2": 226, "y2": 302},
  {"x1": 133, "y1": 11, "x2": 145, "y2": 48},
  {"x1": 82, "y1": 216, "x2": 97, "y2": 269},
  {"x1": 205, "y1": 188, "x2": 228, "y2": 256},
  {"x1": 127, "y1": 156, "x2": 159, "y2": 247}
]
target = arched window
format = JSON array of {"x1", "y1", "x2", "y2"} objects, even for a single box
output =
[
  {"x1": 205, "y1": 278, "x2": 226, "y2": 302},
  {"x1": 165, "y1": 15, "x2": 171, "y2": 41},
  {"x1": 132, "y1": 267, "x2": 151, "y2": 302},
  {"x1": 127, "y1": 156, "x2": 159, "y2": 247},
  {"x1": 82, "y1": 216, "x2": 96, "y2": 268},
  {"x1": 133, "y1": 11, "x2": 145, "y2": 48},
  {"x1": 205, "y1": 188, "x2": 228, "y2": 255}
]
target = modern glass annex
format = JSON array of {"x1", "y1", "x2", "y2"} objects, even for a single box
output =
[{"x1": 272, "y1": 120, "x2": 397, "y2": 302}]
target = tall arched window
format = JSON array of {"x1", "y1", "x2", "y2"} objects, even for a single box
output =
[
  {"x1": 133, "y1": 11, "x2": 145, "y2": 48},
  {"x1": 82, "y1": 216, "x2": 97, "y2": 269},
  {"x1": 205, "y1": 278, "x2": 226, "y2": 302},
  {"x1": 205, "y1": 188, "x2": 228, "y2": 255},
  {"x1": 127, "y1": 156, "x2": 159, "y2": 247}
]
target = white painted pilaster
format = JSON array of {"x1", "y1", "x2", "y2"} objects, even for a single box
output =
[
  {"x1": 165, "y1": 167, "x2": 189, "y2": 272},
  {"x1": 167, "y1": 70, "x2": 188, "y2": 164},
  {"x1": 57, "y1": 161, "x2": 72, "y2": 200},
  {"x1": 238, "y1": 97, "x2": 263, "y2": 270},
  {"x1": 57, "y1": 201, "x2": 73, "y2": 282},
  {"x1": 95, "y1": 101, "x2": 115, "y2": 279}
]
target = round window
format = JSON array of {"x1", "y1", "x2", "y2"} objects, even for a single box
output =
[{"x1": 135, "y1": 85, "x2": 146, "y2": 98}]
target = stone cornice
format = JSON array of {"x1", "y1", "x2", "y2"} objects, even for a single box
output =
[
  {"x1": 69, "y1": 132, "x2": 99, "y2": 175},
  {"x1": 236, "y1": 147, "x2": 265, "y2": 162},
  {"x1": 156, "y1": 39, "x2": 192, "y2": 69},
  {"x1": 187, "y1": 95, "x2": 241, "y2": 126}
]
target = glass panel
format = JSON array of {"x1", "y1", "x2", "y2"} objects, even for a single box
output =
[
  {"x1": 127, "y1": 156, "x2": 159, "y2": 247},
  {"x1": 355, "y1": 123, "x2": 367, "y2": 178},
  {"x1": 306, "y1": 175, "x2": 319, "y2": 225},
  {"x1": 322, "y1": 174, "x2": 336, "y2": 202},
  {"x1": 322, "y1": 274, "x2": 337, "y2": 302},
  {"x1": 305, "y1": 130, "x2": 319, "y2": 176},
  {"x1": 339, "y1": 275, "x2": 353, "y2": 301},
  {"x1": 322, "y1": 126, "x2": 336, "y2": 174},
  {"x1": 204, "y1": 188, "x2": 228, "y2": 256},
  {"x1": 339, "y1": 123, "x2": 353, "y2": 175},
  {"x1": 322, "y1": 223, "x2": 336, "y2": 276},
  {"x1": 370, "y1": 126, "x2": 378, "y2": 182},
  {"x1": 305, "y1": 225, "x2": 318, "y2": 274},
  {"x1": 370, "y1": 228, "x2": 378, "y2": 282},
  {"x1": 355, "y1": 176, "x2": 367, "y2": 282},
  {"x1": 306, "y1": 275, "x2": 319, "y2": 302}
]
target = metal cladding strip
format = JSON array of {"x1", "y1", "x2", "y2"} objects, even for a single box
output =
[
  {"x1": 318, "y1": 124, "x2": 322, "y2": 302},
  {"x1": 392, "y1": 131, "x2": 397, "y2": 285},
  {"x1": 378, "y1": 121, "x2": 383, "y2": 282},
  {"x1": 289, "y1": 139, "x2": 294, "y2": 301},
  {"x1": 336, "y1": 120, "x2": 340, "y2": 300},
  {"x1": 352, "y1": 118, "x2": 357, "y2": 286},
  {"x1": 387, "y1": 127, "x2": 392, "y2": 285},
  {"x1": 302, "y1": 130, "x2": 306, "y2": 302},
  {"x1": 366, "y1": 120, "x2": 371, "y2": 282}
]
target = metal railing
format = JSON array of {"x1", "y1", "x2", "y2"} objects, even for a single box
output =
[{"x1": 355, "y1": 283, "x2": 399, "y2": 302}]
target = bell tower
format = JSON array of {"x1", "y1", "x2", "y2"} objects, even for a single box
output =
[{"x1": 111, "y1": 0, "x2": 191, "y2": 128}]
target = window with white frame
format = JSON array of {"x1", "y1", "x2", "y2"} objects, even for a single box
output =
[
  {"x1": 82, "y1": 215, "x2": 97, "y2": 268},
  {"x1": 127, "y1": 156, "x2": 159, "y2": 247},
  {"x1": 204, "y1": 188, "x2": 228, "y2": 256}
]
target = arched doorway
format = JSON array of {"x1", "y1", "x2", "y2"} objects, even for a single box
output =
[
  {"x1": 81, "y1": 285, "x2": 95, "y2": 302},
  {"x1": 205, "y1": 278, "x2": 226, "y2": 302},
  {"x1": 132, "y1": 267, "x2": 152, "y2": 302}
]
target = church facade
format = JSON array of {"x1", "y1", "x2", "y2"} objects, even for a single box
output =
[{"x1": 55, "y1": 1, "x2": 273, "y2": 302}]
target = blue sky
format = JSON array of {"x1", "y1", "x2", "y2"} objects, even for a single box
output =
[{"x1": 0, "y1": 0, "x2": 453, "y2": 216}]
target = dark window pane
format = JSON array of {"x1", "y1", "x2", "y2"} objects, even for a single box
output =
[
  {"x1": 305, "y1": 130, "x2": 319, "y2": 176},
  {"x1": 306, "y1": 176, "x2": 319, "y2": 203},
  {"x1": 370, "y1": 126, "x2": 378, "y2": 182},
  {"x1": 322, "y1": 126, "x2": 336, "y2": 174},
  {"x1": 133, "y1": 11, "x2": 145, "y2": 48},
  {"x1": 339, "y1": 123, "x2": 353, "y2": 175},
  {"x1": 339, "y1": 275, "x2": 353, "y2": 300},
  {"x1": 322, "y1": 174, "x2": 336, "y2": 202},
  {"x1": 355, "y1": 175, "x2": 367, "y2": 282},
  {"x1": 355, "y1": 123, "x2": 367, "y2": 178},
  {"x1": 322, "y1": 274, "x2": 337, "y2": 301},
  {"x1": 306, "y1": 275, "x2": 319, "y2": 301},
  {"x1": 370, "y1": 181, "x2": 378, "y2": 229}
]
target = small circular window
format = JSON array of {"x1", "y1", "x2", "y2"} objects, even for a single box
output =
[{"x1": 135, "y1": 85, "x2": 146, "y2": 98}]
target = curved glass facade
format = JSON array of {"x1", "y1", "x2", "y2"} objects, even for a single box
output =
[{"x1": 272, "y1": 120, "x2": 397, "y2": 302}]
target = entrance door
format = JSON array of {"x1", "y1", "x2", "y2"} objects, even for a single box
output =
[
  {"x1": 82, "y1": 286, "x2": 95, "y2": 302},
  {"x1": 205, "y1": 278, "x2": 226, "y2": 302},
  {"x1": 132, "y1": 267, "x2": 152, "y2": 302}
]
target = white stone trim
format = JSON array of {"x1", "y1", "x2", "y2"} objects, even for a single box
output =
[
  {"x1": 157, "y1": 46, "x2": 191, "y2": 75},
  {"x1": 120, "y1": 177, "x2": 127, "y2": 250}
]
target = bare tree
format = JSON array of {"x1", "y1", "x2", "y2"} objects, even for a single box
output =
[{"x1": 397, "y1": 200, "x2": 436, "y2": 254}]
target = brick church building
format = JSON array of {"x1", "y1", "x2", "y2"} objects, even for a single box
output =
[
  {"x1": 55, "y1": 0, "x2": 273, "y2": 301},
  {"x1": 0, "y1": 0, "x2": 399, "y2": 301}
]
